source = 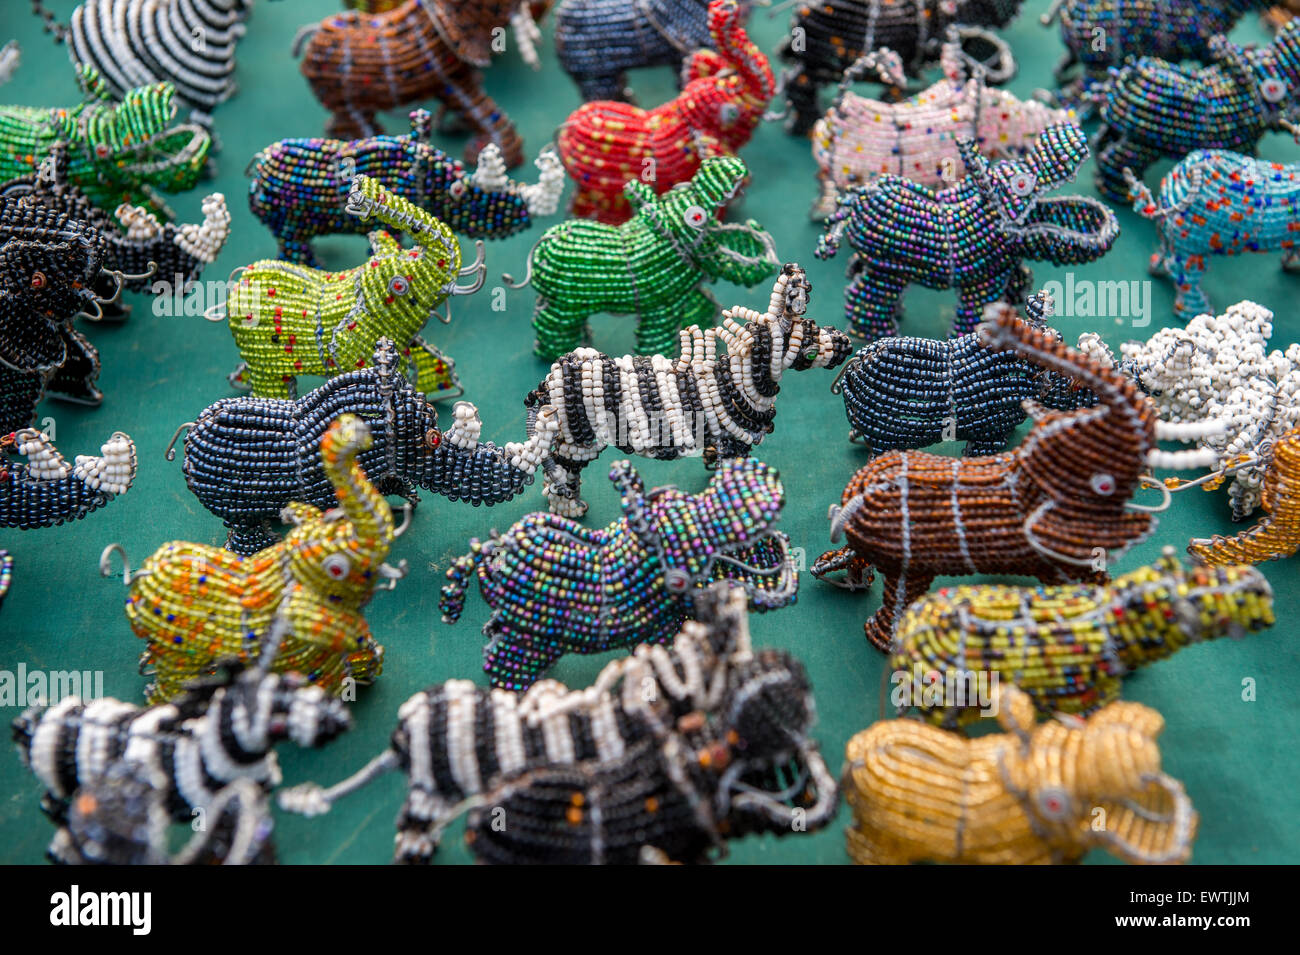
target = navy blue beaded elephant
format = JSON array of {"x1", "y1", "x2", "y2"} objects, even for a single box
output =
[{"x1": 816, "y1": 123, "x2": 1118, "y2": 340}]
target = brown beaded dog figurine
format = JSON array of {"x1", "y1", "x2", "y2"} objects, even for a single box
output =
[
  {"x1": 294, "y1": 0, "x2": 540, "y2": 165},
  {"x1": 814, "y1": 309, "x2": 1221, "y2": 650}
]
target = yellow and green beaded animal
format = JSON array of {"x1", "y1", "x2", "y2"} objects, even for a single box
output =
[
  {"x1": 211, "y1": 174, "x2": 487, "y2": 399},
  {"x1": 100, "y1": 415, "x2": 405, "y2": 703},
  {"x1": 889, "y1": 549, "x2": 1275, "y2": 725}
]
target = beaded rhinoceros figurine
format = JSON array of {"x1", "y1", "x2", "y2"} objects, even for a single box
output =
[
  {"x1": 439, "y1": 457, "x2": 797, "y2": 690},
  {"x1": 506, "y1": 155, "x2": 778, "y2": 359},
  {"x1": 247, "y1": 110, "x2": 564, "y2": 265},
  {"x1": 102, "y1": 416, "x2": 404, "y2": 703},
  {"x1": 891, "y1": 550, "x2": 1274, "y2": 726},
  {"x1": 817, "y1": 123, "x2": 1118, "y2": 339},
  {"x1": 0, "y1": 65, "x2": 210, "y2": 217},
  {"x1": 168, "y1": 338, "x2": 560, "y2": 555},
  {"x1": 210, "y1": 174, "x2": 486, "y2": 400}
]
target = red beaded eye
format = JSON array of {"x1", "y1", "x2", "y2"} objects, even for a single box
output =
[
  {"x1": 1090, "y1": 473, "x2": 1116, "y2": 495},
  {"x1": 664, "y1": 569, "x2": 691, "y2": 593},
  {"x1": 425, "y1": 428, "x2": 441, "y2": 449},
  {"x1": 1007, "y1": 171, "x2": 1037, "y2": 197},
  {"x1": 682, "y1": 205, "x2": 708, "y2": 229},
  {"x1": 94, "y1": 144, "x2": 110, "y2": 158},
  {"x1": 30, "y1": 272, "x2": 45, "y2": 290},
  {"x1": 1037, "y1": 787, "x2": 1070, "y2": 820},
  {"x1": 1262, "y1": 78, "x2": 1288, "y2": 103},
  {"x1": 449, "y1": 180, "x2": 467, "y2": 198},
  {"x1": 322, "y1": 554, "x2": 351, "y2": 580},
  {"x1": 388, "y1": 275, "x2": 410, "y2": 296}
]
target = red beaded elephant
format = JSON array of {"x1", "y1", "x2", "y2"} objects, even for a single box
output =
[{"x1": 556, "y1": 0, "x2": 774, "y2": 223}]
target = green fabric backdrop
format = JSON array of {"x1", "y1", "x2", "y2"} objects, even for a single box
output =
[{"x1": 0, "y1": 0, "x2": 1296, "y2": 865}]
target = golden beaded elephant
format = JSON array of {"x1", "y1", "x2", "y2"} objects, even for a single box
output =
[{"x1": 843, "y1": 686, "x2": 1198, "y2": 865}]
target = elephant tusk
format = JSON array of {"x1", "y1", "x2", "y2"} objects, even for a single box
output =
[
  {"x1": 1123, "y1": 476, "x2": 1172, "y2": 514},
  {"x1": 828, "y1": 495, "x2": 864, "y2": 543},
  {"x1": 376, "y1": 560, "x2": 408, "y2": 590},
  {"x1": 392, "y1": 501, "x2": 414, "y2": 538},
  {"x1": 449, "y1": 240, "x2": 487, "y2": 295},
  {"x1": 164, "y1": 422, "x2": 194, "y2": 462},
  {"x1": 75, "y1": 295, "x2": 105, "y2": 323},
  {"x1": 99, "y1": 543, "x2": 150, "y2": 585},
  {"x1": 95, "y1": 269, "x2": 126, "y2": 305},
  {"x1": 1154, "y1": 417, "x2": 1231, "y2": 442}
]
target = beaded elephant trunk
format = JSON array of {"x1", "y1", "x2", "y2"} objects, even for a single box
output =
[{"x1": 113, "y1": 416, "x2": 399, "y2": 703}]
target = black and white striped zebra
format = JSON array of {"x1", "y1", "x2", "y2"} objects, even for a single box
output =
[
  {"x1": 279, "y1": 584, "x2": 838, "y2": 864},
  {"x1": 13, "y1": 642, "x2": 351, "y2": 839},
  {"x1": 523, "y1": 263, "x2": 853, "y2": 516},
  {"x1": 32, "y1": 0, "x2": 257, "y2": 129}
]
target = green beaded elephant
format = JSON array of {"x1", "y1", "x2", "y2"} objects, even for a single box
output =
[
  {"x1": 209, "y1": 174, "x2": 486, "y2": 400},
  {"x1": 505, "y1": 156, "x2": 780, "y2": 358}
]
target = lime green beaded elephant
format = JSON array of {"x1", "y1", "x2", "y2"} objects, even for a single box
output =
[
  {"x1": 505, "y1": 156, "x2": 779, "y2": 358},
  {"x1": 210, "y1": 174, "x2": 487, "y2": 400}
]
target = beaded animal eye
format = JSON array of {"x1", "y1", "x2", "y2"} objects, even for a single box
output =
[
  {"x1": 322, "y1": 554, "x2": 352, "y2": 580},
  {"x1": 94, "y1": 144, "x2": 110, "y2": 159},
  {"x1": 1037, "y1": 787, "x2": 1071, "y2": 821},
  {"x1": 682, "y1": 205, "x2": 708, "y2": 229},
  {"x1": 30, "y1": 272, "x2": 45, "y2": 289},
  {"x1": 1007, "y1": 171, "x2": 1037, "y2": 197},
  {"x1": 424, "y1": 428, "x2": 441, "y2": 449},
  {"x1": 1261, "y1": 78, "x2": 1288, "y2": 103},
  {"x1": 388, "y1": 275, "x2": 410, "y2": 296},
  {"x1": 664, "y1": 568, "x2": 691, "y2": 593},
  {"x1": 1090, "y1": 473, "x2": 1117, "y2": 495},
  {"x1": 719, "y1": 102, "x2": 739, "y2": 125},
  {"x1": 448, "y1": 180, "x2": 467, "y2": 198}
]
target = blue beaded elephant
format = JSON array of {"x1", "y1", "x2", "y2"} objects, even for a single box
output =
[{"x1": 816, "y1": 123, "x2": 1118, "y2": 340}]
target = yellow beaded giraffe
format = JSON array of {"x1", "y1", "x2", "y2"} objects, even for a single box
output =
[
  {"x1": 1189, "y1": 427, "x2": 1300, "y2": 564},
  {"x1": 102, "y1": 415, "x2": 403, "y2": 702}
]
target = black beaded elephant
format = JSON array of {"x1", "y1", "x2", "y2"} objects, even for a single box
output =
[{"x1": 816, "y1": 123, "x2": 1118, "y2": 339}]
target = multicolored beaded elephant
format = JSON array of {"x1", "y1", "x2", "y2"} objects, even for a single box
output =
[
  {"x1": 844, "y1": 685, "x2": 1199, "y2": 864},
  {"x1": 810, "y1": 42, "x2": 1070, "y2": 219},
  {"x1": 169, "y1": 338, "x2": 559, "y2": 555},
  {"x1": 1124, "y1": 151, "x2": 1300, "y2": 319},
  {"x1": 0, "y1": 65, "x2": 210, "y2": 217},
  {"x1": 247, "y1": 109, "x2": 563, "y2": 266},
  {"x1": 816, "y1": 123, "x2": 1119, "y2": 339},
  {"x1": 556, "y1": 0, "x2": 773, "y2": 224},
  {"x1": 295, "y1": 0, "x2": 541, "y2": 164},
  {"x1": 1094, "y1": 22, "x2": 1300, "y2": 201},
  {"x1": 439, "y1": 457, "x2": 798, "y2": 690},
  {"x1": 891, "y1": 550, "x2": 1274, "y2": 726},
  {"x1": 211, "y1": 174, "x2": 486, "y2": 400},
  {"x1": 1189, "y1": 428, "x2": 1300, "y2": 565},
  {"x1": 101, "y1": 416, "x2": 403, "y2": 703},
  {"x1": 505, "y1": 156, "x2": 778, "y2": 359}
]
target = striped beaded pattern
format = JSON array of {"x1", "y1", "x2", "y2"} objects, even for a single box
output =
[{"x1": 1190, "y1": 428, "x2": 1300, "y2": 565}]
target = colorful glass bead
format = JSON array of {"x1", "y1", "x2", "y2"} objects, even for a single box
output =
[
  {"x1": 169, "y1": 337, "x2": 559, "y2": 555},
  {"x1": 1189, "y1": 427, "x2": 1300, "y2": 564},
  {"x1": 814, "y1": 307, "x2": 1220, "y2": 651},
  {"x1": 817, "y1": 122, "x2": 1118, "y2": 339},
  {"x1": 101, "y1": 415, "x2": 405, "y2": 703},
  {"x1": 508, "y1": 155, "x2": 779, "y2": 359},
  {"x1": 212, "y1": 174, "x2": 485, "y2": 400},
  {"x1": 247, "y1": 110, "x2": 563, "y2": 266},
  {"x1": 1094, "y1": 21, "x2": 1300, "y2": 201},
  {"x1": 280, "y1": 584, "x2": 836, "y2": 864},
  {"x1": 844, "y1": 685, "x2": 1198, "y2": 864},
  {"x1": 556, "y1": 0, "x2": 774, "y2": 224},
  {"x1": 439, "y1": 456, "x2": 798, "y2": 690}
]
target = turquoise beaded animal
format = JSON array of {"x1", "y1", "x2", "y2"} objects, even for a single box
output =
[{"x1": 504, "y1": 156, "x2": 779, "y2": 359}]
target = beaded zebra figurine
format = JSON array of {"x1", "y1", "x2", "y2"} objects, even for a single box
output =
[
  {"x1": 891, "y1": 549, "x2": 1274, "y2": 727},
  {"x1": 1094, "y1": 22, "x2": 1300, "y2": 201},
  {"x1": 439, "y1": 457, "x2": 798, "y2": 690},
  {"x1": 833, "y1": 292, "x2": 1098, "y2": 456},
  {"x1": 524, "y1": 264, "x2": 852, "y2": 516},
  {"x1": 31, "y1": 0, "x2": 259, "y2": 131},
  {"x1": 280, "y1": 584, "x2": 837, "y2": 864},
  {"x1": 13, "y1": 626, "x2": 351, "y2": 858}
]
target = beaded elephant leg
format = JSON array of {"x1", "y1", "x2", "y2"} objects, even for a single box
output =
[
  {"x1": 962, "y1": 436, "x2": 1009, "y2": 456},
  {"x1": 0, "y1": 369, "x2": 49, "y2": 433},
  {"x1": 532, "y1": 297, "x2": 591, "y2": 361},
  {"x1": 637, "y1": 289, "x2": 716, "y2": 356},
  {"x1": 953, "y1": 278, "x2": 1011, "y2": 338},
  {"x1": 326, "y1": 108, "x2": 382, "y2": 141},
  {"x1": 864, "y1": 570, "x2": 933, "y2": 653},
  {"x1": 541, "y1": 450, "x2": 597, "y2": 517},
  {"x1": 406, "y1": 336, "x2": 461, "y2": 398},
  {"x1": 577, "y1": 72, "x2": 632, "y2": 103},
  {"x1": 224, "y1": 521, "x2": 283, "y2": 557},
  {"x1": 44, "y1": 328, "x2": 102, "y2": 407},
  {"x1": 393, "y1": 787, "x2": 452, "y2": 865},
  {"x1": 278, "y1": 238, "x2": 319, "y2": 268},
  {"x1": 1095, "y1": 135, "x2": 1161, "y2": 203},
  {"x1": 569, "y1": 184, "x2": 614, "y2": 222},
  {"x1": 1166, "y1": 253, "x2": 1210, "y2": 319},
  {"x1": 244, "y1": 364, "x2": 297, "y2": 400},
  {"x1": 482, "y1": 620, "x2": 563, "y2": 692},
  {"x1": 844, "y1": 264, "x2": 907, "y2": 340},
  {"x1": 784, "y1": 71, "x2": 824, "y2": 137},
  {"x1": 435, "y1": 61, "x2": 524, "y2": 169},
  {"x1": 1283, "y1": 247, "x2": 1300, "y2": 271}
]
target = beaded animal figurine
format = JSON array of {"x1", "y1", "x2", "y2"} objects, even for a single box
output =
[
  {"x1": 439, "y1": 457, "x2": 797, "y2": 690},
  {"x1": 817, "y1": 123, "x2": 1118, "y2": 339},
  {"x1": 891, "y1": 549, "x2": 1274, "y2": 726},
  {"x1": 843, "y1": 685, "x2": 1198, "y2": 864},
  {"x1": 556, "y1": 0, "x2": 773, "y2": 224},
  {"x1": 0, "y1": 65, "x2": 210, "y2": 218},
  {"x1": 1124, "y1": 152, "x2": 1300, "y2": 319},
  {"x1": 210, "y1": 174, "x2": 486, "y2": 400},
  {"x1": 813, "y1": 308, "x2": 1223, "y2": 651},
  {"x1": 833, "y1": 292, "x2": 1097, "y2": 456},
  {"x1": 775, "y1": 0, "x2": 1024, "y2": 135},
  {"x1": 47, "y1": 766, "x2": 276, "y2": 865},
  {"x1": 810, "y1": 41, "x2": 1070, "y2": 219},
  {"x1": 555, "y1": 0, "x2": 740, "y2": 101},
  {"x1": 167, "y1": 338, "x2": 559, "y2": 555},
  {"x1": 31, "y1": 0, "x2": 261, "y2": 131},
  {"x1": 247, "y1": 110, "x2": 564, "y2": 266},
  {"x1": 1093, "y1": 22, "x2": 1300, "y2": 201},
  {"x1": 1190, "y1": 428, "x2": 1300, "y2": 564},
  {"x1": 1042, "y1": 0, "x2": 1276, "y2": 113},
  {"x1": 2, "y1": 146, "x2": 230, "y2": 318},
  {"x1": 294, "y1": 0, "x2": 540, "y2": 164},
  {"x1": 14, "y1": 631, "x2": 351, "y2": 859},
  {"x1": 281, "y1": 583, "x2": 836, "y2": 864},
  {"x1": 524, "y1": 264, "x2": 851, "y2": 516},
  {"x1": 1, "y1": 427, "x2": 136, "y2": 605},
  {"x1": 505, "y1": 155, "x2": 778, "y2": 359},
  {"x1": 100, "y1": 416, "x2": 404, "y2": 702},
  {"x1": 1079, "y1": 301, "x2": 1300, "y2": 520}
]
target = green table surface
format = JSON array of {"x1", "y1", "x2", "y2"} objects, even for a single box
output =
[{"x1": 0, "y1": 0, "x2": 1296, "y2": 865}]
